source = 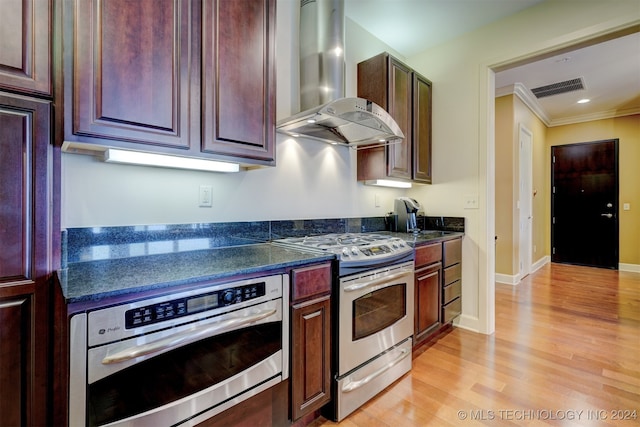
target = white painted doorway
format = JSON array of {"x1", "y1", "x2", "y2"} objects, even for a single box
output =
[{"x1": 518, "y1": 124, "x2": 533, "y2": 279}]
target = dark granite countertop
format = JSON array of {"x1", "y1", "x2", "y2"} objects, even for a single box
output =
[{"x1": 58, "y1": 243, "x2": 335, "y2": 304}]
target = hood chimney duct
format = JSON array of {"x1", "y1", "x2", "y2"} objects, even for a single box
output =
[{"x1": 300, "y1": 0, "x2": 345, "y2": 110}]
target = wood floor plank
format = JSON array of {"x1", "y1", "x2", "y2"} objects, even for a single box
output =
[{"x1": 311, "y1": 263, "x2": 640, "y2": 426}]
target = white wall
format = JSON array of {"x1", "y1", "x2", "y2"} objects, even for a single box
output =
[
  {"x1": 405, "y1": 0, "x2": 640, "y2": 334},
  {"x1": 61, "y1": 0, "x2": 408, "y2": 229}
]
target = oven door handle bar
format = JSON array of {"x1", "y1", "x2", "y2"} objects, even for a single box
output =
[
  {"x1": 101, "y1": 308, "x2": 277, "y2": 365},
  {"x1": 341, "y1": 347, "x2": 410, "y2": 393},
  {"x1": 343, "y1": 271, "x2": 410, "y2": 292}
]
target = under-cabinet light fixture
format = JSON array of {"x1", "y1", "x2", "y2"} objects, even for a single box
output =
[
  {"x1": 364, "y1": 179, "x2": 412, "y2": 189},
  {"x1": 103, "y1": 148, "x2": 240, "y2": 173}
]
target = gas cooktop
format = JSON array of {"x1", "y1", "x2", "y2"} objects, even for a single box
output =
[{"x1": 273, "y1": 233, "x2": 413, "y2": 267}]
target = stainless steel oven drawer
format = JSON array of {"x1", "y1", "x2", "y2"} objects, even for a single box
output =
[
  {"x1": 443, "y1": 280, "x2": 461, "y2": 305},
  {"x1": 442, "y1": 297, "x2": 461, "y2": 323}
]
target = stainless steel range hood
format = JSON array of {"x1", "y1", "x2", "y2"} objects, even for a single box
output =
[{"x1": 276, "y1": 0, "x2": 404, "y2": 147}]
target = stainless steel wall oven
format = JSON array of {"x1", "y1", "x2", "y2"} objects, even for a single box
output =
[{"x1": 69, "y1": 274, "x2": 288, "y2": 426}]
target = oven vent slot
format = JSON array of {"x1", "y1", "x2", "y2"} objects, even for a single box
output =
[{"x1": 531, "y1": 77, "x2": 585, "y2": 98}]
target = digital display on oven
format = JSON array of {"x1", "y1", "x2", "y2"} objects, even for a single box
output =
[
  {"x1": 361, "y1": 245, "x2": 391, "y2": 256},
  {"x1": 187, "y1": 294, "x2": 219, "y2": 313},
  {"x1": 124, "y1": 282, "x2": 267, "y2": 329}
]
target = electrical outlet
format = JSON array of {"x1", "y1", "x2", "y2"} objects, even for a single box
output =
[
  {"x1": 199, "y1": 185, "x2": 212, "y2": 207},
  {"x1": 464, "y1": 195, "x2": 478, "y2": 209},
  {"x1": 374, "y1": 194, "x2": 381, "y2": 207},
  {"x1": 623, "y1": 203, "x2": 630, "y2": 211}
]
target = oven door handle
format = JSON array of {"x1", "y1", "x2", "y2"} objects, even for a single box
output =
[
  {"x1": 343, "y1": 271, "x2": 409, "y2": 292},
  {"x1": 101, "y1": 308, "x2": 277, "y2": 365},
  {"x1": 341, "y1": 347, "x2": 410, "y2": 393}
]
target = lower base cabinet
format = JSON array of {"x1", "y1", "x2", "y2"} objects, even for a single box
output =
[
  {"x1": 414, "y1": 237, "x2": 462, "y2": 348},
  {"x1": 289, "y1": 263, "x2": 332, "y2": 421}
]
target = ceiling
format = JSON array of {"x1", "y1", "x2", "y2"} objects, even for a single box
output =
[{"x1": 345, "y1": 0, "x2": 640, "y2": 126}]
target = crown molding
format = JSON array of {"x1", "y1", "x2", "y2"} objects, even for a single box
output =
[{"x1": 495, "y1": 83, "x2": 640, "y2": 127}]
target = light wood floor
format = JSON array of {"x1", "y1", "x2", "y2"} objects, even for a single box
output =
[{"x1": 311, "y1": 263, "x2": 640, "y2": 426}]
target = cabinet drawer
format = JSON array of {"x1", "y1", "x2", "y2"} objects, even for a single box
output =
[
  {"x1": 290, "y1": 263, "x2": 332, "y2": 302},
  {"x1": 443, "y1": 238, "x2": 462, "y2": 267},
  {"x1": 443, "y1": 263, "x2": 461, "y2": 286},
  {"x1": 414, "y1": 243, "x2": 442, "y2": 268},
  {"x1": 443, "y1": 280, "x2": 461, "y2": 305},
  {"x1": 442, "y1": 297, "x2": 461, "y2": 323}
]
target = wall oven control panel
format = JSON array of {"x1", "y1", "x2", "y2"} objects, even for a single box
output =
[{"x1": 124, "y1": 282, "x2": 266, "y2": 328}]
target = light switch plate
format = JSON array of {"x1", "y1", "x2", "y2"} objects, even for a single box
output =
[
  {"x1": 199, "y1": 185, "x2": 213, "y2": 207},
  {"x1": 464, "y1": 194, "x2": 478, "y2": 209}
]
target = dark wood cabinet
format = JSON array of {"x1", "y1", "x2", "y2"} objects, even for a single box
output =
[
  {"x1": 63, "y1": 0, "x2": 276, "y2": 166},
  {"x1": 202, "y1": 0, "x2": 276, "y2": 163},
  {"x1": 414, "y1": 243, "x2": 442, "y2": 344},
  {"x1": 289, "y1": 263, "x2": 332, "y2": 421},
  {"x1": 414, "y1": 237, "x2": 462, "y2": 348},
  {"x1": 0, "y1": 0, "x2": 52, "y2": 96},
  {"x1": 412, "y1": 73, "x2": 433, "y2": 183},
  {"x1": 442, "y1": 238, "x2": 462, "y2": 322},
  {"x1": 66, "y1": 0, "x2": 199, "y2": 150},
  {"x1": 357, "y1": 52, "x2": 432, "y2": 184},
  {"x1": 0, "y1": 93, "x2": 52, "y2": 426}
]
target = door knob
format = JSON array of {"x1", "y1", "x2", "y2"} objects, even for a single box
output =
[{"x1": 601, "y1": 213, "x2": 613, "y2": 218}]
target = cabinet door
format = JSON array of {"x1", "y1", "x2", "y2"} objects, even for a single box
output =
[
  {"x1": 386, "y1": 57, "x2": 412, "y2": 180},
  {"x1": 0, "y1": 0, "x2": 51, "y2": 95},
  {"x1": 202, "y1": 0, "x2": 276, "y2": 164},
  {"x1": 415, "y1": 264, "x2": 441, "y2": 343},
  {"x1": 291, "y1": 297, "x2": 331, "y2": 421},
  {"x1": 413, "y1": 72, "x2": 432, "y2": 183},
  {"x1": 69, "y1": 0, "x2": 199, "y2": 149},
  {"x1": 0, "y1": 94, "x2": 51, "y2": 426}
]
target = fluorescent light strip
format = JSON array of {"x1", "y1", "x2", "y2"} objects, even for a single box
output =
[
  {"x1": 103, "y1": 148, "x2": 240, "y2": 173},
  {"x1": 364, "y1": 179, "x2": 412, "y2": 189}
]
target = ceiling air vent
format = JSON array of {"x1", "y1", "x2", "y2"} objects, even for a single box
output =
[{"x1": 531, "y1": 77, "x2": 585, "y2": 98}]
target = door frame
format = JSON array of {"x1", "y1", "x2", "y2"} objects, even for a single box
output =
[{"x1": 518, "y1": 124, "x2": 533, "y2": 278}]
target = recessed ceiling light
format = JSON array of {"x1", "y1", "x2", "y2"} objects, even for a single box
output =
[{"x1": 577, "y1": 98, "x2": 590, "y2": 104}]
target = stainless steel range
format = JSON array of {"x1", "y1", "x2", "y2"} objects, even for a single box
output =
[
  {"x1": 274, "y1": 233, "x2": 414, "y2": 421},
  {"x1": 275, "y1": 233, "x2": 413, "y2": 275}
]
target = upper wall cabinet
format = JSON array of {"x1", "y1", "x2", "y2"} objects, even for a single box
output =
[
  {"x1": 357, "y1": 53, "x2": 432, "y2": 184},
  {"x1": 62, "y1": 0, "x2": 275, "y2": 166},
  {"x1": 202, "y1": 0, "x2": 275, "y2": 162},
  {"x1": 0, "y1": 0, "x2": 52, "y2": 96}
]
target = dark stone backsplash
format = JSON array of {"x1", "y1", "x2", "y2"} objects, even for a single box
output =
[{"x1": 63, "y1": 215, "x2": 463, "y2": 266}]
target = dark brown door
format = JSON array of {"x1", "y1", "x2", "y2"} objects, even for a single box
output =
[{"x1": 551, "y1": 140, "x2": 618, "y2": 269}]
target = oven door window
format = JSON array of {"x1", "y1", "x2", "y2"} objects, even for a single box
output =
[
  {"x1": 87, "y1": 322, "x2": 281, "y2": 426},
  {"x1": 352, "y1": 283, "x2": 406, "y2": 341}
]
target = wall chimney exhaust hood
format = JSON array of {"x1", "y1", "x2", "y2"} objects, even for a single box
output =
[{"x1": 276, "y1": 0, "x2": 404, "y2": 147}]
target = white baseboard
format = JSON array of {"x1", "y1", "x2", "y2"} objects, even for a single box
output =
[
  {"x1": 495, "y1": 256, "x2": 550, "y2": 286},
  {"x1": 532, "y1": 256, "x2": 550, "y2": 272},
  {"x1": 453, "y1": 313, "x2": 481, "y2": 334},
  {"x1": 619, "y1": 263, "x2": 640, "y2": 273},
  {"x1": 495, "y1": 273, "x2": 519, "y2": 285}
]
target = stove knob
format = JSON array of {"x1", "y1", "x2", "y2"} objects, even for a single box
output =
[
  {"x1": 351, "y1": 246, "x2": 359, "y2": 255},
  {"x1": 341, "y1": 247, "x2": 350, "y2": 257}
]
